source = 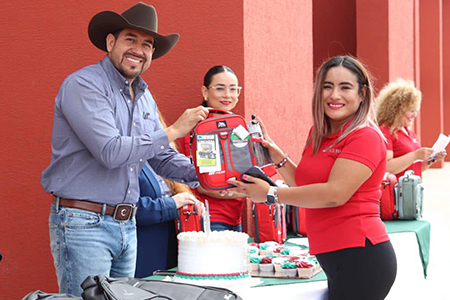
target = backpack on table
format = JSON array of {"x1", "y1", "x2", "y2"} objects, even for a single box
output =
[
  {"x1": 379, "y1": 172, "x2": 399, "y2": 220},
  {"x1": 397, "y1": 170, "x2": 424, "y2": 219}
]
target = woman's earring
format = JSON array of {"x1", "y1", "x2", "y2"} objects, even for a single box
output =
[{"x1": 204, "y1": 97, "x2": 208, "y2": 101}]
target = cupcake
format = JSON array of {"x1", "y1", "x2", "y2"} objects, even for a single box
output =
[
  {"x1": 297, "y1": 261, "x2": 315, "y2": 278},
  {"x1": 259, "y1": 242, "x2": 279, "y2": 255},
  {"x1": 248, "y1": 245, "x2": 260, "y2": 256},
  {"x1": 269, "y1": 246, "x2": 285, "y2": 256},
  {"x1": 259, "y1": 256, "x2": 274, "y2": 273},
  {"x1": 280, "y1": 262, "x2": 297, "y2": 277},
  {"x1": 279, "y1": 248, "x2": 291, "y2": 256},
  {"x1": 249, "y1": 256, "x2": 262, "y2": 271},
  {"x1": 272, "y1": 256, "x2": 289, "y2": 273}
]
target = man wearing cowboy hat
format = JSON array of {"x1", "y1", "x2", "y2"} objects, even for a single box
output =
[{"x1": 41, "y1": 3, "x2": 207, "y2": 296}]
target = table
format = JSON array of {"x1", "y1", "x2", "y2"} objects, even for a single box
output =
[
  {"x1": 149, "y1": 220, "x2": 430, "y2": 300},
  {"x1": 237, "y1": 220, "x2": 430, "y2": 300}
]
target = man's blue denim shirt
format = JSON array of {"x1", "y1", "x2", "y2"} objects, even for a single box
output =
[{"x1": 41, "y1": 56, "x2": 198, "y2": 205}]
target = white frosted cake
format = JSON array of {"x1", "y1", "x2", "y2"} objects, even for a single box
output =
[{"x1": 173, "y1": 230, "x2": 251, "y2": 290}]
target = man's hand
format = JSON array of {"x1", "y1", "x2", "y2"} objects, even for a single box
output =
[
  {"x1": 165, "y1": 106, "x2": 209, "y2": 142},
  {"x1": 172, "y1": 192, "x2": 197, "y2": 209}
]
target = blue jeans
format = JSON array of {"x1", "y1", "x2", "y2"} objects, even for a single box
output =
[
  {"x1": 49, "y1": 202, "x2": 137, "y2": 297},
  {"x1": 210, "y1": 222, "x2": 242, "y2": 232}
]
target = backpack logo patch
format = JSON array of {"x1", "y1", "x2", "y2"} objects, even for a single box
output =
[{"x1": 216, "y1": 121, "x2": 227, "y2": 128}]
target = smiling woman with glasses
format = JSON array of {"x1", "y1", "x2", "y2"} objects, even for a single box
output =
[
  {"x1": 179, "y1": 65, "x2": 247, "y2": 232},
  {"x1": 208, "y1": 85, "x2": 242, "y2": 97}
]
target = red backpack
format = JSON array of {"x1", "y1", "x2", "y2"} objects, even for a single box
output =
[
  {"x1": 175, "y1": 200, "x2": 205, "y2": 233},
  {"x1": 190, "y1": 109, "x2": 257, "y2": 191},
  {"x1": 379, "y1": 172, "x2": 399, "y2": 220},
  {"x1": 253, "y1": 202, "x2": 287, "y2": 244},
  {"x1": 290, "y1": 206, "x2": 307, "y2": 236}
]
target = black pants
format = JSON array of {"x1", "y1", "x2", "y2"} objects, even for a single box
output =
[{"x1": 316, "y1": 239, "x2": 397, "y2": 300}]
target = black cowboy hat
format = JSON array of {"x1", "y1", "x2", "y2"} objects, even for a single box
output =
[{"x1": 88, "y1": 2, "x2": 179, "y2": 60}]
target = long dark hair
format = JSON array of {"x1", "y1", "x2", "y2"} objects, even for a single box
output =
[{"x1": 202, "y1": 65, "x2": 236, "y2": 106}]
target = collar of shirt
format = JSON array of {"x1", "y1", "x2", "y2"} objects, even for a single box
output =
[
  {"x1": 101, "y1": 55, "x2": 148, "y2": 101},
  {"x1": 325, "y1": 119, "x2": 354, "y2": 140}
]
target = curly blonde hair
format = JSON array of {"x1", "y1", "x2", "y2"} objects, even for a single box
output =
[{"x1": 375, "y1": 79, "x2": 421, "y2": 138}]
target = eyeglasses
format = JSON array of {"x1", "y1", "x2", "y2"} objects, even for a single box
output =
[{"x1": 208, "y1": 85, "x2": 242, "y2": 97}]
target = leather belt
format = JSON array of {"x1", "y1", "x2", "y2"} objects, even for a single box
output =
[{"x1": 52, "y1": 195, "x2": 137, "y2": 222}]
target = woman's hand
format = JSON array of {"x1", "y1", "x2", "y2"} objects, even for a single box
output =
[
  {"x1": 226, "y1": 175, "x2": 271, "y2": 203},
  {"x1": 435, "y1": 150, "x2": 447, "y2": 162},
  {"x1": 255, "y1": 116, "x2": 285, "y2": 164},
  {"x1": 414, "y1": 147, "x2": 434, "y2": 161}
]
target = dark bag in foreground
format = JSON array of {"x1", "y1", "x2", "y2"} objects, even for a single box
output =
[
  {"x1": 397, "y1": 170, "x2": 423, "y2": 219},
  {"x1": 81, "y1": 275, "x2": 243, "y2": 300},
  {"x1": 22, "y1": 291, "x2": 81, "y2": 300}
]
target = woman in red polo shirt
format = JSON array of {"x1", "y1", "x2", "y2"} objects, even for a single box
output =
[
  {"x1": 376, "y1": 79, "x2": 446, "y2": 180},
  {"x1": 229, "y1": 56, "x2": 397, "y2": 299},
  {"x1": 178, "y1": 65, "x2": 247, "y2": 232}
]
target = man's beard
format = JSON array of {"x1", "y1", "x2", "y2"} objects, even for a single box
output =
[{"x1": 118, "y1": 59, "x2": 144, "y2": 80}]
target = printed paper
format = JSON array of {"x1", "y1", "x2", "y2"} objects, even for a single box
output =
[
  {"x1": 430, "y1": 133, "x2": 450, "y2": 158},
  {"x1": 197, "y1": 134, "x2": 221, "y2": 173}
]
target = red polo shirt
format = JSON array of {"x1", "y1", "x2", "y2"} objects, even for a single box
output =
[
  {"x1": 380, "y1": 126, "x2": 422, "y2": 179},
  {"x1": 295, "y1": 125, "x2": 389, "y2": 255}
]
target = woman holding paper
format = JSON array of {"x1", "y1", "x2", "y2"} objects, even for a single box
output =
[
  {"x1": 375, "y1": 79, "x2": 447, "y2": 179},
  {"x1": 178, "y1": 65, "x2": 247, "y2": 232}
]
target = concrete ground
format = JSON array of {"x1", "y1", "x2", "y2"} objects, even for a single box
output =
[{"x1": 420, "y1": 162, "x2": 450, "y2": 299}]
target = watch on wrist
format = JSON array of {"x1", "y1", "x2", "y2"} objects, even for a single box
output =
[{"x1": 266, "y1": 186, "x2": 279, "y2": 205}]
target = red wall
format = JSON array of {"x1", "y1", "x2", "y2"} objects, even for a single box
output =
[
  {"x1": 244, "y1": 0, "x2": 313, "y2": 170},
  {"x1": 356, "y1": 0, "x2": 390, "y2": 90},
  {"x1": 313, "y1": 0, "x2": 357, "y2": 71},
  {"x1": 0, "y1": 0, "x2": 312, "y2": 298},
  {"x1": 0, "y1": 0, "x2": 246, "y2": 298},
  {"x1": 241, "y1": 0, "x2": 313, "y2": 234},
  {"x1": 419, "y1": 0, "x2": 445, "y2": 167},
  {"x1": 1, "y1": 1, "x2": 449, "y2": 299},
  {"x1": 388, "y1": 0, "x2": 415, "y2": 82},
  {"x1": 443, "y1": 1, "x2": 450, "y2": 151},
  {"x1": 0, "y1": 1, "x2": 105, "y2": 297}
]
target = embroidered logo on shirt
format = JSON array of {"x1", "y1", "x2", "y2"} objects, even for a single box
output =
[
  {"x1": 323, "y1": 146, "x2": 341, "y2": 153},
  {"x1": 143, "y1": 112, "x2": 151, "y2": 119}
]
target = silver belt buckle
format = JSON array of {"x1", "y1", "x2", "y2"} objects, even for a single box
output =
[{"x1": 113, "y1": 204, "x2": 137, "y2": 222}]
